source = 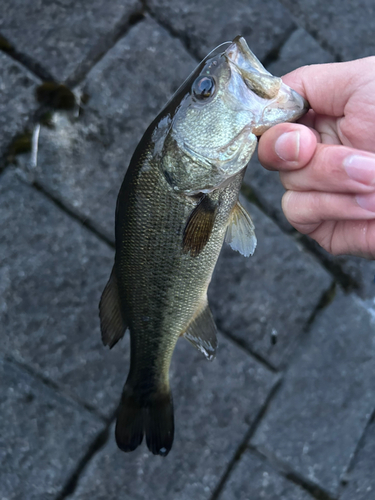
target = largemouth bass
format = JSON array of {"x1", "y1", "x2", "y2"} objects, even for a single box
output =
[{"x1": 99, "y1": 36, "x2": 308, "y2": 456}]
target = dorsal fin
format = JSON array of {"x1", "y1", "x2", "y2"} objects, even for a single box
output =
[
  {"x1": 182, "y1": 195, "x2": 218, "y2": 257},
  {"x1": 99, "y1": 267, "x2": 128, "y2": 348},
  {"x1": 225, "y1": 201, "x2": 257, "y2": 257},
  {"x1": 183, "y1": 301, "x2": 217, "y2": 361}
]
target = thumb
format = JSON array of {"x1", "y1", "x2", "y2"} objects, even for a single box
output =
[{"x1": 258, "y1": 123, "x2": 318, "y2": 172}]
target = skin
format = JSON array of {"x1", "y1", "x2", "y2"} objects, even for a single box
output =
[{"x1": 257, "y1": 57, "x2": 375, "y2": 259}]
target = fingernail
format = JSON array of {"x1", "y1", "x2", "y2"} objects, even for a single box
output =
[
  {"x1": 344, "y1": 155, "x2": 375, "y2": 185},
  {"x1": 275, "y1": 131, "x2": 300, "y2": 161},
  {"x1": 356, "y1": 193, "x2": 375, "y2": 212}
]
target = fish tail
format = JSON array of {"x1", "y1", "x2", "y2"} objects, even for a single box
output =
[{"x1": 115, "y1": 385, "x2": 174, "y2": 456}]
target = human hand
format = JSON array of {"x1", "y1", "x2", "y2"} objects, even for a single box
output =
[{"x1": 258, "y1": 57, "x2": 375, "y2": 259}]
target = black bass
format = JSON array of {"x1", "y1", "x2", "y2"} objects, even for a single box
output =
[{"x1": 99, "y1": 36, "x2": 308, "y2": 456}]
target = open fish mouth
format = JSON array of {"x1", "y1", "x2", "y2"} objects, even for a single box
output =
[{"x1": 224, "y1": 36, "x2": 309, "y2": 135}]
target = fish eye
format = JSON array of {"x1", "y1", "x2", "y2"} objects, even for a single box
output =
[{"x1": 192, "y1": 76, "x2": 215, "y2": 99}]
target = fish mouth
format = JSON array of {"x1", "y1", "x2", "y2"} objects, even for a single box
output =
[
  {"x1": 225, "y1": 36, "x2": 282, "y2": 100},
  {"x1": 225, "y1": 36, "x2": 310, "y2": 135}
]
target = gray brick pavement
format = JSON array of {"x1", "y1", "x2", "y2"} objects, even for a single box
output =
[
  {"x1": 0, "y1": 170, "x2": 128, "y2": 418},
  {"x1": 0, "y1": 0, "x2": 142, "y2": 83},
  {"x1": 67, "y1": 335, "x2": 278, "y2": 500},
  {"x1": 251, "y1": 290, "x2": 375, "y2": 497},
  {"x1": 0, "y1": 2, "x2": 374, "y2": 500},
  {"x1": 341, "y1": 418, "x2": 375, "y2": 500},
  {"x1": 0, "y1": 52, "x2": 40, "y2": 161},
  {"x1": 217, "y1": 448, "x2": 314, "y2": 500},
  {"x1": 279, "y1": 0, "x2": 375, "y2": 61},
  {"x1": 146, "y1": 0, "x2": 296, "y2": 61},
  {"x1": 0, "y1": 356, "x2": 105, "y2": 500}
]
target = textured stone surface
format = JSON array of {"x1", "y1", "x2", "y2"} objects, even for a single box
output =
[
  {"x1": 0, "y1": 51, "x2": 40, "y2": 161},
  {"x1": 0, "y1": 169, "x2": 129, "y2": 418},
  {"x1": 341, "y1": 419, "x2": 375, "y2": 500},
  {"x1": 147, "y1": 0, "x2": 295, "y2": 61},
  {"x1": 17, "y1": 19, "x2": 196, "y2": 241},
  {"x1": 0, "y1": 0, "x2": 141, "y2": 83},
  {"x1": 0, "y1": 356, "x2": 104, "y2": 500},
  {"x1": 251, "y1": 291, "x2": 375, "y2": 496},
  {"x1": 267, "y1": 28, "x2": 335, "y2": 76},
  {"x1": 209, "y1": 199, "x2": 332, "y2": 368},
  {"x1": 244, "y1": 28, "x2": 335, "y2": 232},
  {"x1": 69, "y1": 334, "x2": 278, "y2": 500},
  {"x1": 218, "y1": 449, "x2": 314, "y2": 500},
  {"x1": 279, "y1": 0, "x2": 375, "y2": 61}
]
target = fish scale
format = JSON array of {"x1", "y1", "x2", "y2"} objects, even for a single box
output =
[{"x1": 99, "y1": 35, "x2": 308, "y2": 456}]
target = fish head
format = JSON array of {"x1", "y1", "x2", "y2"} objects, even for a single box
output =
[{"x1": 156, "y1": 36, "x2": 308, "y2": 195}]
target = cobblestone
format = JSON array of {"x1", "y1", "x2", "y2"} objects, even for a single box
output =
[
  {"x1": 0, "y1": 169, "x2": 128, "y2": 418},
  {"x1": 341, "y1": 418, "x2": 375, "y2": 500},
  {"x1": 68, "y1": 335, "x2": 278, "y2": 500},
  {"x1": 218, "y1": 449, "x2": 314, "y2": 500},
  {"x1": 0, "y1": 0, "x2": 142, "y2": 83},
  {"x1": 279, "y1": 0, "x2": 375, "y2": 60},
  {"x1": 0, "y1": 356, "x2": 104, "y2": 500},
  {"x1": 0, "y1": 2, "x2": 374, "y2": 499},
  {"x1": 0, "y1": 52, "x2": 40, "y2": 162},
  {"x1": 147, "y1": 0, "x2": 296, "y2": 61},
  {"x1": 251, "y1": 290, "x2": 375, "y2": 497}
]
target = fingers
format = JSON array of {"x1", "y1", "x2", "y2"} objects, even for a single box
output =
[
  {"x1": 280, "y1": 57, "x2": 375, "y2": 117},
  {"x1": 310, "y1": 220, "x2": 375, "y2": 259},
  {"x1": 282, "y1": 191, "x2": 375, "y2": 235},
  {"x1": 258, "y1": 123, "x2": 375, "y2": 195},
  {"x1": 258, "y1": 123, "x2": 318, "y2": 170},
  {"x1": 281, "y1": 146, "x2": 375, "y2": 194}
]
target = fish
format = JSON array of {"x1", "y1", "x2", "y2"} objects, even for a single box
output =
[{"x1": 99, "y1": 36, "x2": 308, "y2": 457}]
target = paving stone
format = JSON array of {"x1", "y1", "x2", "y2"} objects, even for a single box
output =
[
  {"x1": 218, "y1": 449, "x2": 314, "y2": 500},
  {"x1": 0, "y1": 51, "x2": 40, "y2": 161},
  {"x1": 267, "y1": 28, "x2": 335, "y2": 76},
  {"x1": 341, "y1": 418, "x2": 375, "y2": 500},
  {"x1": 0, "y1": 169, "x2": 130, "y2": 418},
  {"x1": 244, "y1": 28, "x2": 335, "y2": 233},
  {"x1": 209, "y1": 199, "x2": 332, "y2": 369},
  {"x1": 279, "y1": 0, "x2": 375, "y2": 61},
  {"x1": 68, "y1": 334, "x2": 278, "y2": 500},
  {"x1": 147, "y1": 0, "x2": 296, "y2": 62},
  {"x1": 0, "y1": 356, "x2": 104, "y2": 500},
  {"x1": 17, "y1": 18, "x2": 196, "y2": 241},
  {"x1": 0, "y1": 0, "x2": 141, "y2": 83},
  {"x1": 300, "y1": 239, "x2": 375, "y2": 300},
  {"x1": 251, "y1": 290, "x2": 375, "y2": 497},
  {"x1": 340, "y1": 258, "x2": 375, "y2": 299}
]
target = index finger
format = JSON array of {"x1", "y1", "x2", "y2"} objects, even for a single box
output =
[{"x1": 282, "y1": 57, "x2": 374, "y2": 117}]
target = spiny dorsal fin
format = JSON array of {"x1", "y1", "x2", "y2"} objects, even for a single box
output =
[
  {"x1": 99, "y1": 267, "x2": 127, "y2": 348},
  {"x1": 225, "y1": 201, "x2": 257, "y2": 257},
  {"x1": 183, "y1": 301, "x2": 217, "y2": 361},
  {"x1": 182, "y1": 195, "x2": 218, "y2": 257}
]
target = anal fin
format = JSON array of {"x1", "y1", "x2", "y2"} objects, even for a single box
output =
[
  {"x1": 183, "y1": 301, "x2": 217, "y2": 361},
  {"x1": 225, "y1": 201, "x2": 257, "y2": 257},
  {"x1": 99, "y1": 266, "x2": 127, "y2": 348}
]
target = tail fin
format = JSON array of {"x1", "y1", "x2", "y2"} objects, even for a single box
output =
[{"x1": 115, "y1": 386, "x2": 174, "y2": 456}]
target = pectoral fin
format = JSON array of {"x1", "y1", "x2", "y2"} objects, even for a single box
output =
[
  {"x1": 225, "y1": 201, "x2": 257, "y2": 257},
  {"x1": 99, "y1": 267, "x2": 128, "y2": 348},
  {"x1": 183, "y1": 301, "x2": 217, "y2": 361},
  {"x1": 183, "y1": 195, "x2": 218, "y2": 257}
]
